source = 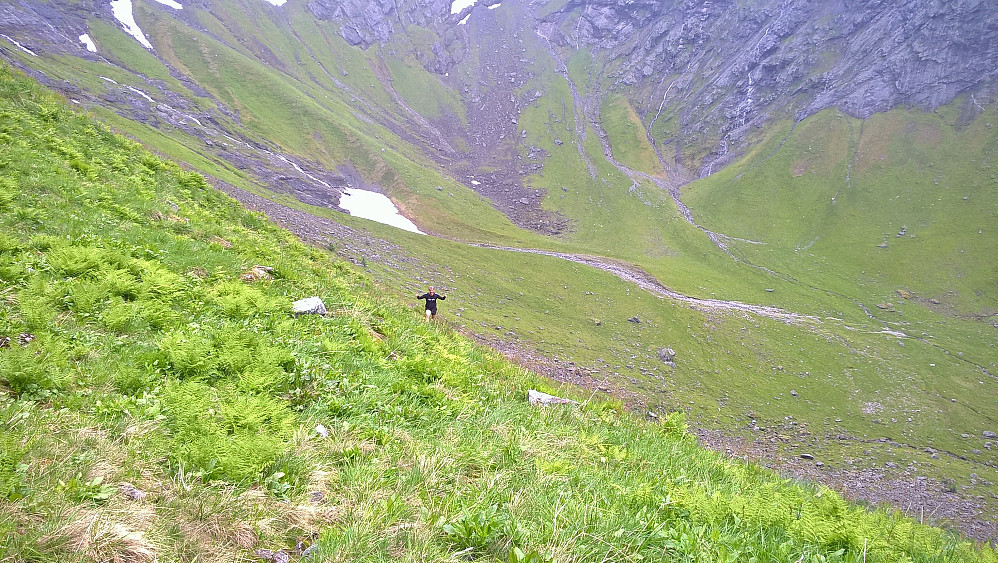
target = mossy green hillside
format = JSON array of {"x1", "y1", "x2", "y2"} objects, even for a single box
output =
[
  {"x1": 683, "y1": 106, "x2": 998, "y2": 316},
  {"x1": 4, "y1": 67, "x2": 997, "y2": 561},
  {"x1": 12, "y1": 0, "x2": 546, "y2": 247},
  {"x1": 601, "y1": 94, "x2": 668, "y2": 177},
  {"x1": 347, "y1": 208, "x2": 998, "y2": 498}
]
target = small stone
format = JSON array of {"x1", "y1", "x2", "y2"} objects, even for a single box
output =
[
  {"x1": 435, "y1": 186, "x2": 443, "y2": 191},
  {"x1": 984, "y1": 431, "x2": 997, "y2": 439},
  {"x1": 119, "y1": 482, "x2": 147, "y2": 501},
  {"x1": 800, "y1": 453, "x2": 814, "y2": 460},
  {"x1": 17, "y1": 333, "x2": 35, "y2": 345},
  {"x1": 627, "y1": 316, "x2": 641, "y2": 323},
  {"x1": 241, "y1": 265, "x2": 274, "y2": 282},
  {"x1": 254, "y1": 549, "x2": 290, "y2": 563},
  {"x1": 309, "y1": 491, "x2": 324, "y2": 503},
  {"x1": 0, "y1": 336, "x2": 9, "y2": 348},
  {"x1": 314, "y1": 424, "x2": 329, "y2": 438},
  {"x1": 816, "y1": 461, "x2": 824, "y2": 467},
  {"x1": 790, "y1": 389, "x2": 798, "y2": 397}
]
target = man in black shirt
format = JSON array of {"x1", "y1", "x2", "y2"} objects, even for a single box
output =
[{"x1": 416, "y1": 286, "x2": 446, "y2": 321}]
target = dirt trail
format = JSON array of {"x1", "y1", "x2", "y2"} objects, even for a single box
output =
[{"x1": 473, "y1": 244, "x2": 820, "y2": 325}]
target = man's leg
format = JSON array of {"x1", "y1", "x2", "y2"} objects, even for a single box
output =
[{"x1": 425, "y1": 309, "x2": 432, "y2": 321}]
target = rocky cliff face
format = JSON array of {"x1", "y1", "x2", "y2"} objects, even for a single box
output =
[
  {"x1": 538, "y1": 0, "x2": 998, "y2": 173},
  {"x1": 307, "y1": 0, "x2": 454, "y2": 47},
  {"x1": 2, "y1": 0, "x2": 996, "y2": 216},
  {"x1": 305, "y1": 0, "x2": 998, "y2": 174}
]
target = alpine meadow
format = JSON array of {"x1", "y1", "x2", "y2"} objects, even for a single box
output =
[{"x1": 1, "y1": 0, "x2": 997, "y2": 560}]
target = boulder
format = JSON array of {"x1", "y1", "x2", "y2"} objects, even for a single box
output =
[
  {"x1": 292, "y1": 297, "x2": 327, "y2": 316},
  {"x1": 528, "y1": 389, "x2": 579, "y2": 407},
  {"x1": 658, "y1": 348, "x2": 676, "y2": 367}
]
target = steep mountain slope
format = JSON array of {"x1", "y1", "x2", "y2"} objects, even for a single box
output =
[
  {"x1": 6, "y1": 64, "x2": 997, "y2": 562},
  {"x1": 2, "y1": 0, "x2": 997, "y2": 540}
]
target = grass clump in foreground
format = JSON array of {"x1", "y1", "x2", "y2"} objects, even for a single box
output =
[{"x1": 0, "y1": 65, "x2": 995, "y2": 562}]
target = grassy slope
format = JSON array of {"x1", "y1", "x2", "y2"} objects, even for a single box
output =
[
  {"x1": 601, "y1": 94, "x2": 667, "y2": 177},
  {"x1": 683, "y1": 107, "x2": 998, "y2": 315},
  {"x1": 4, "y1": 66, "x2": 997, "y2": 562},
  {"x1": 5, "y1": 0, "x2": 997, "y2": 540}
]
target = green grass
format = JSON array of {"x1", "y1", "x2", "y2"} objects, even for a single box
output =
[
  {"x1": 3, "y1": 65, "x2": 996, "y2": 562},
  {"x1": 384, "y1": 32, "x2": 467, "y2": 123},
  {"x1": 601, "y1": 94, "x2": 667, "y2": 177},
  {"x1": 683, "y1": 107, "x2": 998, "y2": 315}
]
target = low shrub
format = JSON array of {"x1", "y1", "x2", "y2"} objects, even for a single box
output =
[
  {"x1": 163, "y1": 380, "x2": 296, "y2": 482},
  {"x1": 0, "y1": 337, "x2": 68, "y2": 396}
]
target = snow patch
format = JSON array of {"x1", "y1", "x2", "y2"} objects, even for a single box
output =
[
  {"x1": 339, "y1": 189, "x2": 422, "y2": 234},
  {"x1": 488, "y1": 3, "x2": 500, "y2": 8},
  {"x1": 262, "y1": 0, "x2": 288, "y2": 5},
  {"x1": 2, "y1": 34, "x2": 38, "y2": 56},
  {"x1": 99, "y1": 76, "x2": 119, "y2": 84},
  {"x1": 79, "y1": 33, "x2": 97, "y2": 53},
  {"x1": 458, "y1": 14, "x2": 471, "y2": 25},
  {"x1": 110, "y1": 0, "x2": 154, "y2": 50},
  {"x1": 451, "y1": 0, "x2": 476, "y2": 14},
  {"x1": 151, "y1": 0, "x2": 182, "y2": 8}
]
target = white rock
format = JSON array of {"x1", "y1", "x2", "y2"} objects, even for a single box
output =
[
  {"x1": 528, "y1": 389, "x2": 578, "y2": 407},
  {"x1": 292, "y1": 297, "x2": 326, "y2": 315}
]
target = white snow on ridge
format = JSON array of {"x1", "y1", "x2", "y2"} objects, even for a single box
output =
[
  {"x1": 2, "y1": 34, "x2": 38, "y2": 56},
  {"x1": 488, "y1": 3, "x2": 500, "y2": 8},
  {"x1": 110, "y1": 0, "x2": 153, "y2": 50},
  {"x1": 262, "y1": 0, "x2": 288, "y2": 5},
  {"x1": 152, "y1": 0, "x2": 183, "y2": 8},
  {"x1": 458, "y1": 14, "x2": 471, "y2": 25},
  {"x1": 79, "y1": 33, "x2": 97, "y2": 52},
  {"x1": 451, "y1": 0, "x2": 476, "y2": 15},
  {"x1": 339, "y1": 189, "x2": 423, "y2": 234}
]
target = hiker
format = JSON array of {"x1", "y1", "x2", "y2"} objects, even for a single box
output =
[{"x1": 416, "y1": 286, "x2": 446, "y2": 321}]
